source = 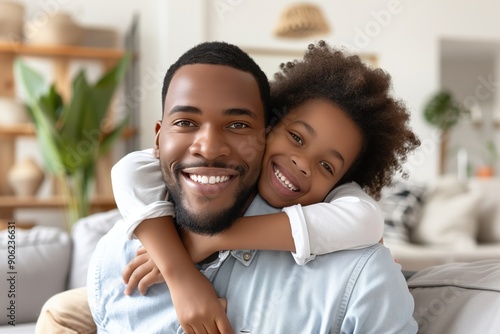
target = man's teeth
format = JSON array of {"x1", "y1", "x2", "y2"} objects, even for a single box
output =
[
  {"x1": 189, "y1": 174, "x2": 230, "y2": 185},
  {"x1": 274, "y1": 167, "x2": 298, "y2": 191}
]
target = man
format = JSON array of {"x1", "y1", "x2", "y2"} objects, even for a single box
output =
[{"x1": 38, "y1": 41, "x2": 417, "y2": 333}]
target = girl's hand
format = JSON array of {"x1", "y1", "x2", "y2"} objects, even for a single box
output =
[
  {"x1": 122, "y1": 246, "x2": 234, "y2": 334},
  {"x1": 169, "y1": 269, "x2": 234, "y2": 334},
  {"x1": 123, "y1": 246, "x2": 164, "y2": 295}
]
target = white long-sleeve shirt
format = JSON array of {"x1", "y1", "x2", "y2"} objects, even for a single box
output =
[{"x1": 111, "y1": 149, "x2": 384, "y2": 265}]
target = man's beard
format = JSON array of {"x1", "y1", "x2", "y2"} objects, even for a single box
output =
[
  {"x1": 163, "y1": 160, "x2": 257, "y2": 235},
  {"x1": 169, "y1": 183, "x2": 255, "y2": 235}
]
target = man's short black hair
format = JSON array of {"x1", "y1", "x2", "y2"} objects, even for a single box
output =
[{"x1": 161, "y1": 41, "x2": 271, "y2": 125}]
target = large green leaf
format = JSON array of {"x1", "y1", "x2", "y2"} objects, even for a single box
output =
[
  {"x1": 14, "y1": 59, "x2": 47, "y2": 105},
  {"x1": 39, "y1": 85, "x2": 64, "y2": 122},
  {"x1": 59, "y1": 71, "x2": 90, "y2": 144},
  {"x1": 99, "y1": 114, "x2": 130, "y2": 155},
  {"x1": 57, "y1": 54, "x2": 131, "y2": 170},
  {"x1": 14, "y1": 59, "x2": 66, "y2": 174}
]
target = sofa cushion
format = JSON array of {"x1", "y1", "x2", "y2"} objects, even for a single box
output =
[
  {"x1": 68, "y1": 209, "x2": 121, "y2": 289},
  {"x1": 411, "y1": 176, "x2": 481, "y2": 248},
  {"x1": 468, "y1": 178, "x2": 500, "y2": 243},
  {"x1": 380, "y1": 180, "x2": 427, "y2": 243},
  {"x1": 0, "y1": 225, "x2": 71, "y2": 325},
  {"x1": 408, "y1": 260, "x2": 500, "y2": 334}
]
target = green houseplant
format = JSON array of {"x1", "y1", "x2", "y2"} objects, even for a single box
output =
[
  {"x1": 423, "y1": 90, "x2": 469, "y2": 174},
  {"x1": 475, "y1": 139, "x2": 498, "y2": 178},
  {"x1": 15, "y1": 55, "x2": 130, "y2": 229}
]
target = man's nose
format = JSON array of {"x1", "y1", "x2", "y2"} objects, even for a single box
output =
[
  {"x1": 291, "y1": 156, "x2": 311, "y2": 177},
  {"x1": 189, "y1": 126, "x2": 231, "y2": 160}
]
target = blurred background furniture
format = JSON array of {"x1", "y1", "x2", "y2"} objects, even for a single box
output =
[
  {"x1": 0, "y1": 209, "x2": 121, "y2": 333},
  {"x1": 381, "y1": 176, "x2": 500, "y2": 271},
  {"x1": 0, "y1": 12, "x2": 139, "y2": 230}
]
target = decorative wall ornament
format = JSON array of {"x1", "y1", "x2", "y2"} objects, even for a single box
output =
[
  {"x1": 274, "y1": 3, "x2": 330, "y2": 39},
  {"x1": 0, "y1": 96, "x2": 29, "y2": 124},
  {"x1": 7, "y1": 157, "x2": 45, "y2": 197},
  {"x1": 25, "y1": 12, "x2": 83, "y2": 46},
  {"x1": 0, "y1": 1, "x2": 24, "y2": 42}
]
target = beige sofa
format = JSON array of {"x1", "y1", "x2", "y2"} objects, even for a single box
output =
[{"x1": 381, "y1": 176, "x2": 500, "y2": 271}]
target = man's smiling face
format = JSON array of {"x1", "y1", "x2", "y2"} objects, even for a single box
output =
[{"x1": 154, "y1": 64, "x2": 266, "y2": 234}]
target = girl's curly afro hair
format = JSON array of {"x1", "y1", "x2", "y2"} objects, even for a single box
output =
[{"x1": 270, "y1": 40, "x2": 420, "y2": 199}]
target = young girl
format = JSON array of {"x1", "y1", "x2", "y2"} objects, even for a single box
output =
[{"x1": 115, "y1": 40, "x2": 420, "y2": 332}]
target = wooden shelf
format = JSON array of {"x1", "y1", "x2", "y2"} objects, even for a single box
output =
[
  {"x1": 0, "y1": 195, "x2": 116, "y2": 209},
  {"x1": 0, "y1": 41, "x2": 124, "y2": 61},
  {"x1": 0, "y1": 123, "x2": 137, "y2": 139},
  {"x1": 0, "y1": 123, "x2": 34, "y2": 136},
  {"x1": 0, "y1": 20, "x2": 139, "y2": 220}
]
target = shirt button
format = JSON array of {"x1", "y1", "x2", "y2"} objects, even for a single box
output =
[{"x1": 243, "y1": 252, "x2": 252, "y2": 261}]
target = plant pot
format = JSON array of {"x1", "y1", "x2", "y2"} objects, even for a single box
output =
[
  {"x1": 0, "y1": 1, "x2": 24, "y2": 42},
  {"x1": 0, "y1": 97, "x2": 29, "y2": 124},
  {"x1": 25, "y1": 12, "x2": 83, "y2": 46},
  {"x1": 7, "y1": 158, "x2": 45, "y2": 197},
  {"x1": 476, "y1": 165, "x2": 494, "y2": 178}
]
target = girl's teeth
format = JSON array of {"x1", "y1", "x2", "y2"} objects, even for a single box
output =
[{"x1": 274, "y1": 167, "x2": 298, "y2": 191}]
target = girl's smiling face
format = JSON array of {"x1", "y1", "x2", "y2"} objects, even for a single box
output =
[{"x1": 259, "y1": 99, "x2": 363, "y2": 208}]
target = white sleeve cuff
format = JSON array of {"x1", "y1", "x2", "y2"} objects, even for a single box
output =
[
  {"x1": 282, "y1": 205, "x2": 315, "y2": 265},
  {"x1": 125, "y1": 201, "x2": 175, "y2": 240}
]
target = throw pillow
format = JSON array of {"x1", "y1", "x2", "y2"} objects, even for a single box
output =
[
  {"x1": 68, "y1": 209, "x2": 121, "y2": 289},
  {"x1": 408, "y1": 260, "x2": 500, "y2": 334},
  {"x1": 411, "y1": 175, "x2": 481, "y2": 248},
  {"x1": 468, "y1": 178, "x2": 500, "y2": 243},
  {"x1": 379, "y1": 180, "x2": 427, "y2": 244},
  {"x1": 0, "y1": 225, "x2": 71, "y2": 325}
]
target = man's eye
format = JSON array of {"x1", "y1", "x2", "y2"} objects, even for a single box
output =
[
  {"x1": 229, "y1": 122, "x2": 248, "y2": 129},
  {"x1": 289, "y1": 132, "x2": 303, "y2": 145},
  {"x1": 320, "y1": 161, "x2": 334, "y2": 175},
  {"x1": 174, "y1": 120, "x2": 194, "y2": 127}
]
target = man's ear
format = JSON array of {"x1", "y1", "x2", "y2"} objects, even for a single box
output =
[{"x1": 153, "y1": 121, "x2": 162, "y2": 158}]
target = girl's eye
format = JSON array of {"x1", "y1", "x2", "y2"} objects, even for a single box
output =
[
  {"x1": 174, "y1": 120, "x2": 195, "y2": 127},
  {"x1": 320, "y1": 161, "x2": 334, "y2": 175},
  {"x1": 229, "y1": 122, "x2": 248, "y2": 129},
  {"x1": 289, "y1": 132, "x2": 303, "y2": 145}
]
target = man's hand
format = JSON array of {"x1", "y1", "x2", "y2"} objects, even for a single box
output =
[{"x1": 122, "y1": 246, "x2": 234, "y2": 334}]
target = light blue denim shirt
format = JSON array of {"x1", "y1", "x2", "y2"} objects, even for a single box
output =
[{"x1": 88, "y1": 194, "x2": 417, "y2": 334}]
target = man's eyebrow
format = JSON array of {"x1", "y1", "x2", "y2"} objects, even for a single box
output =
[
  {"x1": 168, "y1": 105, "x2": 201, "y2": 115},
  {"x1": 296, "y1": 120, "x2": 345, "y2": 165},
  {"x1": 168, "y1": 106, "x2": 258, "y2": 120},
  {"x1": 224, "y1": 108, "x2": 259, "y2": 120}
]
